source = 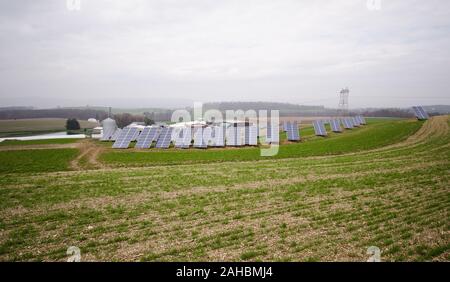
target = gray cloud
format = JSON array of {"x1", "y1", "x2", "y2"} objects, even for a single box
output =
[{"x1": 0, "y1": 0, "x2": 449, "y2": 108}]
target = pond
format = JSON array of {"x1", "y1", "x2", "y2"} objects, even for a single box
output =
[{"x1": 0, "y1": 131, "x2": 86, "y2": 142}]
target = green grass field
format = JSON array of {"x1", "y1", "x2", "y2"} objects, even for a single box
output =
[
  {"x1": 0, "y1": 138, "x2": 80, "y2": 147},
  {"x1": 0, "y1": 117, "x2": 448, "y2": 261},
  {"x1": 0, "y1": 149, "x2": 78, "y2": 173}
]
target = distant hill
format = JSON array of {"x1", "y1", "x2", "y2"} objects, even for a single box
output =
[
  {"x1": 201, "y1": 102, "x2": 336, "y2": 117},
  {"x1": 0, "y1": 106, "x2": 34, "y2": 112},
  {"x1": 422, "y1": 105, "x2": 450, "y2": 114},
  {"x1": 63, "y1": 106, "x2": 173, "y2": 115},
  {"x1": 0, "y1": 103, "x2": 448, "y2": 121},
  {"x1": 0, "y1": 108, "x2": 108, "y2": 120}
]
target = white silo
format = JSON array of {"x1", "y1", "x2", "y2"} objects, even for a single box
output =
[{"x1": 101, "y1": 118, "x2": 118, "y2": 141}]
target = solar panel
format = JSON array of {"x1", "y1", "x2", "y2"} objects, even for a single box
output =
[
  {"x1": 130, "y1": 128, "x2": 140, "y2": 144},
  {"x1": 413, "y1": 106, "x2": 429, "y2": 120},
  {"x1": 412, "y1": 107, "x2": 423, "y2": 120},
  {"x1": 155, "y1": 127, "x2": 173, "y2": 148},
  {"x1": 352, "y1": 117, "x2": 361, "y2": 127},
  {"x1": 330, "y1": 119, "x2": 342, "y2": 132},
  {"x1": 341, "y1": 118, "x2": 354, "y2": 129},
  {"x1": 112, "y1": 127, "x2": 139, "y2": 149},
  {"x1": 286, "y1": 121, "x2": 300, "y2": 141},
  {"x1": 110, "y1": 128, "x2": 122, "y2": 141},
  {"x1": 173, "y1": 127, "x2": 191, "y2": 148},
  {"x1": 226, "y1": 126, "x2": 236, "y2": 146},
  {"x1": 313, "y1": 120, "x2": 327, "y2": 136},
  {"x1": 354, "y1": 116, "x2": 364, "y2": 125},
  {"x1": 245, "y1": 125, "x2": 258, "y2": 145},
  {"x1": 184, "y1": 127, "x2": 193, "y2": 147},
  {"x1": 101, "y1": 127, "x2": 116, "y2": 141},
  {"x1": 226, "y1": 126, "x2": 244, "y2": 146},
  {"x1": 348, "y1": 117, "x2": 356, "y2": 127},
  {"x1": 193, "y1": 127, "x2": 207, "y2": 148},
  {"x1": 266, "y1": 121, "x2": 279, "y2": 143},
  {"x1": 418, "y1": 106, "x2": 429, "y2": 119},
  {"x1": 203, "y1": 127, "x2": 213, "y2": 146},
  {"x1": 358, "y1": 115, "x2": 367, "y2": 125},
  {"x1": 132, "y1": 130, "x2": 140, "y2": 141},
  {"x1": 135, "y1": 127, "x2": 160, "y2": 149},
  {"x1": 283, "y1": 121, "x2": 289, "y2": 132},
  {"x1": 212, "y1": 126, "x2": 225, "y2": 147},
  {"x1": 237, "y1": 126, "x2": 244, "y2": 146}
]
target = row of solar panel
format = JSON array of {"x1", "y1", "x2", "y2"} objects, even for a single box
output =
[
  {"x1": 112, "y1": 115, "x2": 368, "y2": 149},
  {"x1": 283, "y1": 116, "x2": 366, "y2": 138},
  {"x1": 314, "y1": 116, "x2": 367, "y2": 136},
  {"x1": 112, "y1": 125, "x2": 261, "y2": 149}
]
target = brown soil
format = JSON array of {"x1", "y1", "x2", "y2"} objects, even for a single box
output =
[{"x1": 70, "y1": 140, "x2": 106, "y2": 170}]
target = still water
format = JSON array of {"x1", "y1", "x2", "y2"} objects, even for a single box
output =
[{"x1": 0, "y1": 131, "x2": 86, "y2": 142}]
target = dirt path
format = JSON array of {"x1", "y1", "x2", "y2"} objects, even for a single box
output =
[
  {"x1": 0, "y1": 138, "x2": 106, "y2": 170},
  {"x1": 70, "y1": 140, "x2": 106, "y2": 170}
]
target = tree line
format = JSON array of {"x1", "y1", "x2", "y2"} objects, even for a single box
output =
[{"x1": 0, "y1": 108, "x2": 109, "y2": 120}]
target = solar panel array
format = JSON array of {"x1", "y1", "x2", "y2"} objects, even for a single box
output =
[
  {"x1": 135, "y1": 127, "x2": 160, "y2": 149},
  {"x1": 110, "y1": 113, "x2": 371, "y2": 150},
  {"x1": 412, "y1": 106, "x2": 429, "y2": 120},
  {"x1": 155, "y1": 127, "x2": 173, "y2": 149},
  {"x1": 285, "y1": 121, "x2": 300, "y2": 141},
  {"x1": 313, "y1": 120, "x2": 327, "y2": 136},
  {"x1": 112, "y1": 127, "x2": 139, "y2": 149},
  {"x1": 193, "y1": 128, "x2": 208, "y2": 148},
  {"x1": 329, "y1": 119, "x2": 342, "y2": 132},
  {"x1": 245, "y1": 125, "x2": 258, "y2": 145}
]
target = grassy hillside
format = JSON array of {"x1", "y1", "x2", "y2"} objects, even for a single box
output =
[
  {"x1": 0, "y1": 138, "x2": 80, "y2": 147},
  {"x1": 0, "y1": 116, "x2": 448, "y2": 262}
]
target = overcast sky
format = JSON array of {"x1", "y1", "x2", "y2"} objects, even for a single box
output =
[{"x1": 1, "y1": 0, "x2": 449, "y2": 109}]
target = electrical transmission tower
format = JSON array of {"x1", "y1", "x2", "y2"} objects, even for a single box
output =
[{"x1": 338, "y1": 87, "x2": 349, "y2": 116}]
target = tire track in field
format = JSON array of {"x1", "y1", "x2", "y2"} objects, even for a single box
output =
[{"x1": 70, "y1": 140, "x2": 106, "y2": 170}]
